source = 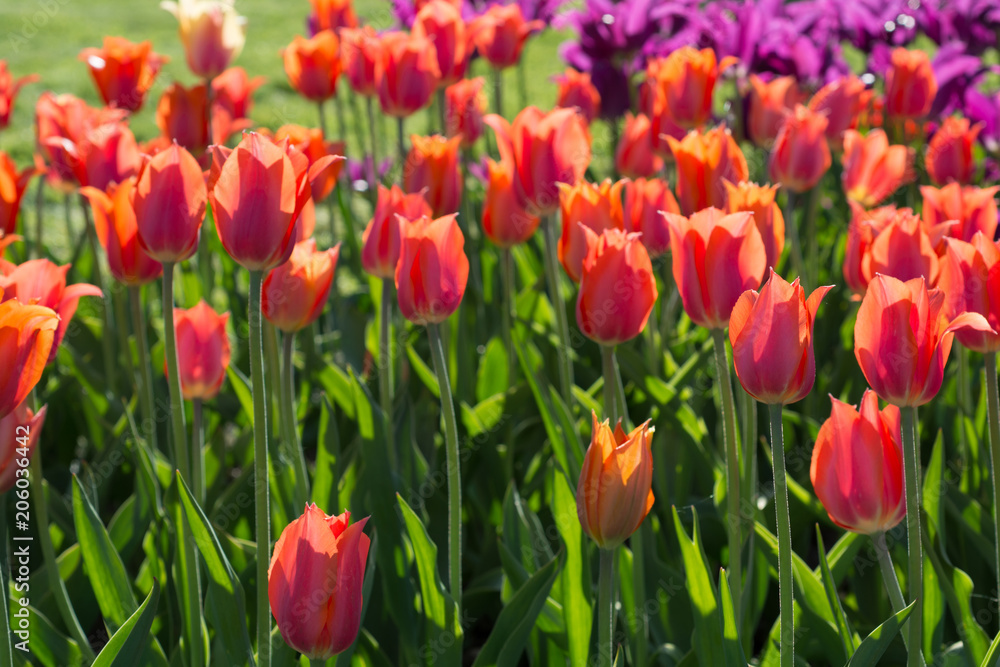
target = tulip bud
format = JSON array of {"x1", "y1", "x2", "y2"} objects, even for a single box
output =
[
  {"x1": 746, "y1": 75, "x2": 803, "y2": 148},
  {"x1": 81, "y1": 179, "x2": 163, "y2": 286},
  {"x1": 622, "y1": 177, "x2": 679, "y2": 259},
  {"x1": 161, "y1": 0, "x2": 247, "y2": 80},
  {"x1": 0, "y1": 152, "x2": 39, "y2": 236},
  {"x1": 470, "y1": 4, "x2": 542, "y2": 70},
  {"x1": 403, "y1": 134, "x2": 462, "y2": 217},
  {"x1": 555, "y1": 68, "x2": 601, "y2": 124},
  {"x1": 412, "y1": 0, "x2": 469, "y2": 87},
  {"x1": 938, "y1": 233, "x2": 1000, "y2": 353},
  {"x1": 810, "y1": 391, "x2": 906, "y2": 535},
  {"x1": 616, "y1": 113, "x2": 663, "y2": 179},
  {"x1": 921, "y1": 183, "x2": 999, "y2": 244},
  {"x1": 361, "y1": 184, "x2": 432, "y2": 278},
  {"x1": 482, "y1": 159, "x2": 539, "y2": 248},
  {"x1": 729, "y1": 269, "x2": 830, "y2": 405},
  {"x1": 724, "y1": 180, "x2": 784, "y2": 272},
  {"x1": 133, "y1": 143, "x2": 207, "y2": 263},
  {"x1": 0, "y1": 296, "x2": 57, "y2": 419},
  {"x1": 269, "y1": 505, "x2": 370, "y2": 659},
  {"x1": 558, "y1": 179, "x2": 625, "y2": 283},
  {"x1": 0, "y1": 401, "x2": 46, "y2": 493},
  {"x1": 282, "y1": 31, "x2": 342, "y2": 103},
  {"x1": 395, "y1": 214, "x2": 469, "y2": 325},
  {"x1": 376, "y1": 32, "x2": 440, "y2": 118},
  {"x1": 769, "y1": 105, "x2": 831, "y2": 193},
  {"x1": 576, "y1": 412, "x2": 654, "y2": 550},
  {"x1": 925, "y1": 117, "x2": 981, "y2": 186},
  {"x1": 841, "y1": 129, "x2": 914, "y2": 208},
  {"x1": 263, "y1": 240, "x2": 340, "y2": 333},
  {"x1": 666, "y1": 126, "x2": 748, "y2": 214},
  {"x1": 884, "y1": 48, "x2": 937, "y2": 120},
  {"x1": 169, "y1": 300, "x2": 231, "y2": 400}
]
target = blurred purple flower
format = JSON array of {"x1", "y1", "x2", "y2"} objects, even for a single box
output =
[
  {"x1": 966, "y1": 86, "x2": 1000, "y2": 154},
  {"x1": 930, "y1": 42, "x2": 988, "y2": 117},
  {"x1": 919, "y1": 0, "x2": 1000, "y2": 55},
  {"x1": 347, "y1": 155, "x2": 395, "y2": 192},
  {"x1": 468, "y1": 0, "x2": 567, "y2": 24}
]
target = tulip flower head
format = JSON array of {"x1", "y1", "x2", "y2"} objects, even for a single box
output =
[
  {"x1": 921, "y1": 183, "x2": 999, "y2": 244},
  {"x1": 340, "y1": 27, "x2": 382, "y2": 97},
  {"x1": 807, "y1": 76, "x2": 871, "y2": 149},
  {"x1": 269, "y1": 505, "x2": 370, "y2": 659},
  {"x1": 622, "y1": 177, "x2": 679, "y2": 258},
  {"x1": 810, "y1": 390, "x2": 906, "y2": 535},
  {"x1": 555, "y1": 68, "x2": 601, "y2": 124},
  {"x1": 133, "y1": 142, "x2": 207, "y2": 263},
  {"x1": 0, "y1": 401, "x2": 46, "y2": 493},
  {"x1": 0, "y1": 293, "x2": 58, "y2": 418},
  {"x1": 646, "y1": 47, "x2": 736, "y2": 130},
  {"x1": 925, "y1": 117, "x2": 981, "y2": 186},
  {"x1": 361, "y1": 184, "x2": 433, "y2": 278},
  {"x1": 616, "y1": 113, "x2": 663, "y2": 178},
  {"x1": 169, "y1": 300, "x2": 230, "y2": 400},
  {"x1": 308, "y1": 0, "x2": 358, "y2": 33},
  {"x1": 282, "y1": 31, "x2": 342, "y2": 102},
  {"x1": 412, "y1": 0, "x2": 469, "y2": 86},
  {"x1": 273, "y1": 125, "x2": 346, "y2": 204},
  {"x1": 403, "y1": 134, "x2": 462, "y2": 217},
  {"x1": 938, "y1": 233, "x2": 1000, "y2": 353},
  {"x1": 263, "y1": 239, "x2": 340, "y2": 333},
  {"x1": 558, "y1": 179, "x2": 625, "y2": 283},
  {"x1": 729, "y1": 269, "x2": 831, "y2": 405},
  {"x1": 666, "y1": 126, "x2": 748, "y2": 214},
  {"x1": 0, "y1": 152, "x2": 39, "y2": 236},
  {"x1": 0, "y1": 61, "x2": 39, "y2": 130},
  {"x1": 769, "y1": 105, "x2": 831, "y2": 193},
  {"x1": 376, "y1": 31, "x2": 440, "y2": 118},
  {"x1": 81, "y1": 179, "x2": 163, "y2": 286},
  {"x1": 395, "y1": 213, "x2": 469, "y2": 325},
  {"x1": 841, "y1": 129, "x2": 915, "y2": 208},
  {"x1": 482, "y1": 159, "x2": 540, "y2": 248},
  {"x1": 576, "y1": 412, "x2": 654, "y2": 550},
  {"x1": 78, "y1": 37, "x2": 167, "y2": 111},
  {"x1": 747, "y1": 74, "x2": 803, "y2": 148},
  {"x1": 445, "y1": 78, "x2": 487, "y2": 147},
  {"x1": 884, "y1": 48, "x2": 937, "y2": 120},
  {"x1": 842, "y1": 204, "x2": 937, "y2": 297},
  {"x1": 161, "y1": 0, "x2": 247, "y2": 80},
  {"x1": 470, "y1": 4, "x2": 542, "y2": 70},
  {"x1": 724, "y1": 180, "x2": 785, "y2": 272}
]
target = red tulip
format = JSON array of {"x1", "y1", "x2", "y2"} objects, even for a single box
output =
[
  {"x1": 921, "y1": 183, "x2": 999, "y2": 244},
  {"x1": 664, "y1": 207, "x2": 766, "y2": 330},
  {"x1": 854, "y1": 274, "x2": 991, "y2": 407},
  {"x1": 169, "y1": 300, "x2": 231, "y2": 400},
  {"x1": 0, "y1": 295, "x2": 58, "y2": 418},
  {"x1": 80, "y1": 120, "x2": 142, "y2": 192},
  {"x1": 841, "y1": 129, "x2": 914, "y2": 208},
  {"x1": 807, "y1": 76, "x2": 871, "y2": 148},
  {"x1": 616, "y1": 113, "x2": 663, "y2": 179},
  {"x1": 395, "y1": 213, "x2": 469, "y2": 325},
  {"x1": 482, "y1": 159, "x2": 539, "y2": 248},
  {"x1": 212, "y1": 66, "x2": 264, "y2": 122},
  {"x1": 361, "y1": 184, "x2": 432, "y2": 278},
  {"x1": 262, "y1": 239, "x2": 341, "y2": 333},
  {"x1": 0, "y1": 153, "x2": 39, "y2": 236},
  {"x1": 340, "y1": 27, "x2": 381, "y2": 97},
  {"x1": 268, "y1": 505, "x2": 370, "y2": 659},
  {"x1": 938, "y1": 233, "x2": 1000, "y2": 353},
  {"x1": 645, "y1": 47, "x2": 736, "y2": 130},
  {"x1": 0, "y1": 401, "x2": 46, "y2": 493},
  {"x1": 576, "y1": 228, "x2": 658, "y2": 345},
  {"x1": 639, "y1": 77, "x2": 687, "y2": 159},
  {"x1": 884, "y1": 48, "x2": 937, "y2": 120},
  {"x1": 470, "y1": 4, "x2": 542, "y2": 70},
  {"x1": 413, "y1": 0, "x2": 469, "y2": 86},
  {"x1": 576, "y1": 412, "x2": 654, "y2": 550},
  {"x1": 376, "y1": 31, "x2": 440, "y2": 118},
  {"x1": 746, "y1": 74, "x2": 803, "y2": 147},
  {"x1": 843, "y1": 204, "x2": 894, "y2": 296},
  {"x1": 403, "y1": 134, "x2": 462, "y2": 217},
  {"x1": 283, "y1": 31, "x2": 342, "y2": 102},
  {"x1": 622, "y1": 177, "x2": 679, "y2": 258},
  {"x1": 555, "y1": 68, "x2": 601, "y2": 124},
  {"x1": 273, "y1": 125, "x2": 346, "y2": 204},
  {"x1": 308, "y1": 0, "x2": 359, "y2": 32},
  {"x1": 558, "y1": 179, "x2": 625, "y2": 283},
  {"x1": 666, "y1": 126, "x2": 748, "y2": 214},
  {"x1": 35, "y1": 93, "x2": 126, "y2": 190},
  {"x1": 810, "y1": 390, "x2": 906, "y2": 535},
  {"x1": 769, "y1": 105, "x2": 831, "y2": 193},
  {"x1": 729, "y1": 269, "x2": 830, "y2": 405},
  {"x1": 133, "y1": 143, "x2": 207, "y2": 264},
  {"x1": 78, "y1": 36, "x2": 167, "y2": 111},
  {"x1": 155, "y1": 81, "x2": 252, "y2": 152},
  {"x1": 81, "y1": 179, "x2": 163, "y2": 286},
  {"x1": 0, "y1": 61, "x2": 39, "y2": 130},
  {"x1": 444, "y1": 78, "x2": 487, "y2": 147},
  {"x1": 925, "y1": 117, "x2": 981, "y2": 185},
  {"x1": 162, "y1": 0, "x2": 247, "y2": 79},
  {"x1": 0, "y1": 259, "x2": 102, "y2": 363},
  {"x1": 725, "y1": 180, "x2": 785, "y2": 272},
  {"x1": 864, "y1": 207, "x2": 942, "y2": 289}
]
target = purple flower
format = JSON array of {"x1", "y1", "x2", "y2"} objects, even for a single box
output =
[
  {"x1": 347, "y1": 155, "x2": 395, "y2": 192},
  {"x1": 930, "y1": 42, "x2": 989, "y2": 118},
  {"x1": 919, "y1": 0, "x2": 1000, "y2": 55},
  {"x1": 468, "y1": 0, "x2": 567, "y2": 25},
  {"x1": 966, "y1": 85, "x2": 1000, "y2": 154}
]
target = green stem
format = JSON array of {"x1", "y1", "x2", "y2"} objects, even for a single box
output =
[
  {"x1": 112, "y1": 286, "x2": 134, "y2": 388},
  {"x1": 427, "y1": 322, "x2": 463, "y2": 623},
  {"x1": 63, "y1": 192, "x2": 74, "y2": 263},
  {"x1": 739, "y1": 385, "x2": 756, "y2": 625},
  {"x1": 492, "y1": 67, "x2": 503, "y2": 117},
  {"x1": 517, "y1": 57, "x2": 527, "y2": 112},
  {"x1": 783, "y1": 190, "x2": 804, "y2": 281},
  {"x1": 601, "y1": 344, "x2": 617, "y2": 423},
  {"x1": 769, "y1": 403, "x2": 793, "y2": 667},
  {"x1": 901, "y1": 406, "x2": 923, "y2": 667},
  {"x1": 804, "y1": 187, "x2": 819, "y2": 287},
  {"x1": 249, "y1": 271, "x2": 272, "y2": 667},
  {"x1": 81, "y1": 197, "x2": 117, "y2": 395},
  {"x1": 437, "y1": 87, "x2": 447, "y2": 135},
  {"x1": 317, "y1": 100, "x2": 328, "y2": 138},
  {"x1": 333, "y1": 95, "x2": 346, "y2": 144},
  {"x1": 129, "y1": 285, "x2": 157, "y2": 452},
  {"x1": 282, "y1": 332, "x2": 310, "y2": 508},
  {"x1": 985, "y1": 353, "x2": 1000, "y2": 591},
  {"x1": 365, "y1": 96, "x2": 379, "y2": 200},
  {"x1": 33, "y1": 177, "x2": 44, "y2": 259},
  {"x1": 205, "y1": 76, "x2": 215, "y2": 146},
  {"x1": 541, "y1": 215, "x2": 574, "y2": 406},
  {"x1": 958, "y1": 346, "x2": 973, "y2": 492},
  {"x1": 192, "y1": 399, "x2": 205, "y2": 504},
  {"x1": 711, "y1": 328, "x2": 742, "y2": 626},
  {"x1": 597, "y1": 547, "x2": 615, "y2": 667},
  {"x1": 161, "y1": 263, "x2": 191, "y2": 481},
  {"x1": 397, "y1": 116, "x2": 406, "y2": 173},
  {"x1": 873, "y1": 532, "x2": 915, "y2": 655},
  {"x1": 379, "y1": 278, "x2": 397, "y2": 477}
]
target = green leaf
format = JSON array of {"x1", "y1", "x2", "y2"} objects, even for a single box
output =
[
  {"x1": 226, "y1": 366, "x2": 254, "y2": 426},
  {"x1": 6, "y1": 606, "x2": 82, "y2": 667},
  {"x1": 982, "y1": 628, "x2": 1000, "y2": 667},
  {"x1": 476, "y1": 337, "x2": 509, "y2": 402},
  {"x1": 406, "y1": 342, "x2": 440, "y2": 398},
  {"x1": 816, "y1": 525, "x2": 857, "y2": 659},
  {"x1": 312, "y1": 394, "x2": 341, "y2": 511},
  {"x1": 472, "y1": 551, "x2": 564, "y2": 667},
  {"x1": 845, "y1": 602, "x2": 914, "y2": 667},
  {"x1": 92, "y1": 579, "x2": 159, "y2": 667},
  {"x1": 718, "y1": 568, "x2": 747, "y2": 666},
  {"x1": 551, "y1": 470, "x2": 592, "y2": 667}
]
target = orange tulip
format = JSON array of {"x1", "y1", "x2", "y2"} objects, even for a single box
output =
[
  {"x1": 855, "y1": 274, "x2": 991, "y2": 406},
  {"x1": 162, "y1": 0, "x2": 247, "y2": 80},
  {"x1": 0, "y1": 61, "x2": 39, "y2": 130},
  {"x1": 0, "y1": 153, "x2": 39, "y2": 236},
  {"x1": 664, "y1": 207, "x2": 766, "y2": 330},
  {"x1": 769, "y1": 105, "x2": 831, "y2": 193},
  {"x1": 269, "y1": 505, "x2": 370, "y2": 659},
  {"x1": 212, "y1": 66, "x2": 264, "y2": 121},
  {"x1": 666, "y1": 126, "x2": 748, "y2": 214},
  {"x1": 938, "y1": 233, "x2": 1000, "y2": 353},
  {"x1": 485, "y1": 106, "x2": 591, "y2": 216},
  {"x1": 841, "y1": 129, "x2": 914, "y2": 208},
  {"x1": 555, "y1": 68, "x2": 601, "y2": 124},
  {"x1": 646, "y1": 47, "x2": 736, "y2": 130},
  {"x1": 444, "y1": 78, "x2": 487, "y2": 147},
  {"x1": 413, "y1": 0, "x2": 469, "y2": 86},
  {"x1": 843, "y1": 204, "x2": 894, "y2": 296},
  {"x1": 884, "y1": 48, "x2": 937, "y2": 120},
  {"x1": 395, "y1": 213, "x2": 469, "y2": 325},
  {"x1": 78, "y1": 37, "x2": 167, "y2": 112},
  {"x1": 340, "y1": 27, "x2": 381, "y2": 97},
  {"x1": 169, "y1": 300, "x2": 231, "y2": 400},
  {"x1": 273, "y1": 125, "x2": 346, "y2": 204},
  {"x1": 155, "y1": 83, "x2": 209, "y2": 151},
  {"x1": 35, "y1": 93, "x2": 127, "y2": 190},
  {"x1": 81, "y1": 179, "x2": 163, "y2": 286},
  {"x1": 807, "y1": 76, "x2": 871, "y2": 148},
  {"x1": 283, "y1": 31, "x2": 342, "y2": 103},
  {"x1": 925, "y1": 117, "x2": 981, "y2": 185},
  {"x1": 922, "y1": 183, "x2": 999, "y2": 244},
  {"x1": 810, "y1": 390, "x2": 906, "y2": 535},
  {"x1": 558, "y1": 179, "x2": 625, "y2": 283},
  {"x1": 133, "y1": 143, "x2": 207, "y2": 264},
  {"x1": 262, "y1": 239, "x2": 340, "y2": 333},
  {"x1": 0, "y1": 259, "x2": 102, "y2": 363},
  {"x1": 0, "y1": 401, "x2": 46, "y2": 493},
  {"x1": 865, "y1": 207, "x2": 942, "y2": 289},
  {"x1": 622, "y1": 177, "x2": 679, "y2": 258},
  {"x1": 0, "y1": 294, "x2": 58, "y2": 418},
  {"x1": 616, "y1": 113, "x2": 663, "y2": 179},
  {"x1": 725, "y1": 180, "x2": 785, "y2": 271},
  {"x1": 576, "y1": 412, "x2": 654, "y2": 550},
  {"x1": 403, "y1": 134, "x2": 461, "y2": 217},
  {"x1": 376, "y1": 31, "x2": 440, "y2": 118},
  {"x1": 80, "y1": 120, "x2": 142, "y2": 192},
  {"x1": 361, "y1": 184, "x2": 433, "y2": 278},
  {"x1": 746, "y1": 74, "x2": 803, "y2": 147},
  {"x1": 307, "y1": 0, "x2": 358, "y2": 32},
  {"x1": 729, "y1": 269, "x2": 830, "y2": 405},
  {"x1": 482, "y1": 159, "x2": 540, "y2": 248},
  {"x1": 576, "y1": 228, "x2": 658, "y2": 345},
  {"x1": 470, "y1": 4, "x2": 542, "y2": 70}
]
